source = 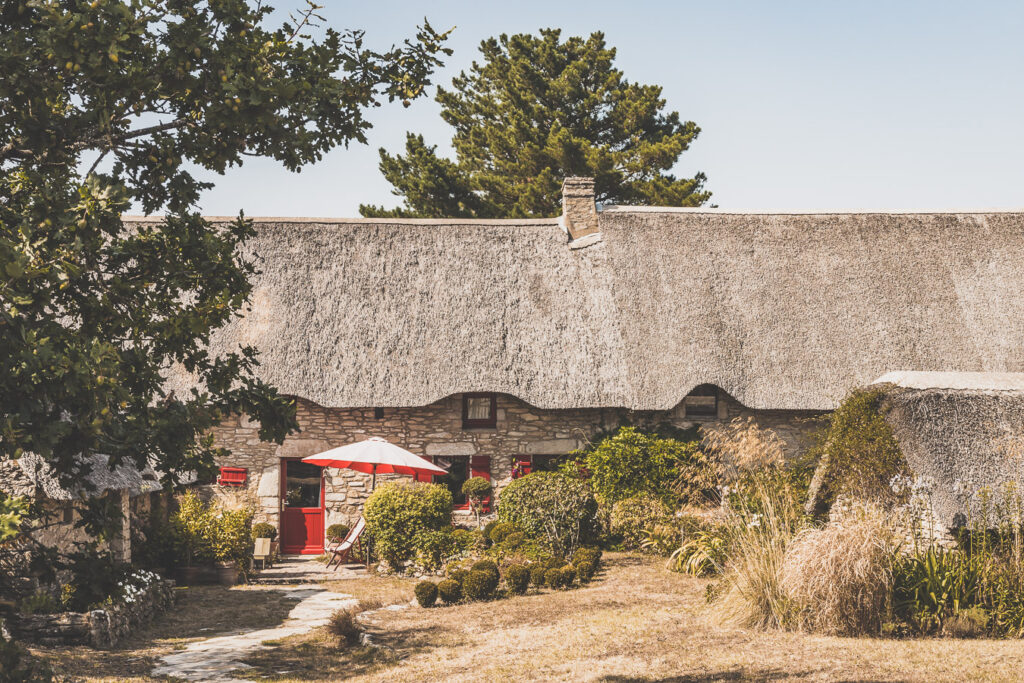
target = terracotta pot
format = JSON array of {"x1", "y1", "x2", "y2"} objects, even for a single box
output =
[{"x1": 216, "y1": 561, "x2": 238, "y2": 586}]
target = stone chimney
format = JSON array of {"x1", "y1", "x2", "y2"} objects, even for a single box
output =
[{"x1": 561, "y1": 177, "x2": 598, "y2": 240}]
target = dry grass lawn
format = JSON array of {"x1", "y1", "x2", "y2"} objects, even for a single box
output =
[
  {"x1": 30, "y1": 584, "x2": 301, "y2": 682},
  {"x1": 28, "y1": 556, "x2": 1024, "y2": 681},
  {"x1": 240, "y1": 554, "x2": 1024, "y2": 683}
]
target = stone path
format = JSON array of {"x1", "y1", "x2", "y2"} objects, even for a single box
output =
[
  {"x1": 253, "y1": 555, "x2": 366, "y2": 585},
  {"x1": 151, "y1": 585, "x2": 357, "y2": 682}
]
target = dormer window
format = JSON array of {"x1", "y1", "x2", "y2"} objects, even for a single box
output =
[
  {"x1": 684, "y1": 384, "x2": 718, "y2": 418},
  {"x1": 462, "y1": 393, "x2": 497, "y2": 429}
]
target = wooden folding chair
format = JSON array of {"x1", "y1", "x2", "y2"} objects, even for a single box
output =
[{"x1": 325, "y1": 517, "x2": 366, "y2": 570}]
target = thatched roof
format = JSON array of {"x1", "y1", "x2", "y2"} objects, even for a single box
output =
[
  {"x1": 160, "y1": 208, "x2": 1024, "y2": 411},
  {"x1": 0, "y1": 454, "x2": 162, "y2": 501},
  {"x1": 872, "y1": 371, "x2": 1024, "y2": 529}
]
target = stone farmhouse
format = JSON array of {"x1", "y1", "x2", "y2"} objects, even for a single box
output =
[{"x1": 164, "y1": 177, "x2": 1024, "y2": 554}]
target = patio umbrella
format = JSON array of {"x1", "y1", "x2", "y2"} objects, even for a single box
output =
[{"x1": 301, "y1": 437, "x2": 447, "y2": 490}]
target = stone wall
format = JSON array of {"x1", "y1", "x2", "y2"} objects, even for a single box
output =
[
  {"x1": 8, "y1": 579, "x2": 175, "y2": 649},
  {"x1": 208, "y1": 391, "x2": 822, "y2": 541}
]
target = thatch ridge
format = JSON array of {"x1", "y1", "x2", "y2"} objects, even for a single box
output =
[{"x1": 162, "y1": 209, "x2": 1024, "y2": 411}]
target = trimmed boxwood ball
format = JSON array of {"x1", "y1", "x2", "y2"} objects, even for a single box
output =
[
  {"x1": 530, "y1": 564, "x2": 548, "y2": 587},
  {"x1": 448, "y1": 568, "x2": 469, "y2": 584},
  {"x1": 544, "y1": 567, "x2": 563, "y2": 589},
  {"x1": 488, "y1": 522, "x2": 515, "y2": 544},
  {"x1": 504, "y1": 564, "x2": 530, "y2": 595},
  {"x1": 415, "y1": 580, "x2": 438, "y2": 608},
  {"x1": 325, "y1": 523, "x2": 350, "y2": 543},
  {"x1": 483, "y1": 520, "x2": 499, "y2": 539},
  {"x1": 437, "y1": 578, "x2": 462, "y2": 604},
  {"x1": 463, "y1": 569, "x2": 498, "y2": 600},
  {"x1": 502, "y1": 531, "x2": 526, "y2": 549},
  {"x1": 471, "y1": 559, "x2": 500, "y2": 581},
  {"x1": 572, "y1": 547, "x2": 602, "y2": 567},
  {"x1": 576, "y1": 560, "x2": 596, "y2": 583},
  {"x1": 560, "y1": 566, "x2": 577, "y2": 588}
]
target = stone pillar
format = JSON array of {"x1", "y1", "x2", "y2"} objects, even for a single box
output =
[{"x1": 561, "y1": 177, "x2": 598, "y2": 240}]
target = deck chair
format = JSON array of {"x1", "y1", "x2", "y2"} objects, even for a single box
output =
[{"x1": 325, "y1": 516, "x2": 366, "y2": 570}]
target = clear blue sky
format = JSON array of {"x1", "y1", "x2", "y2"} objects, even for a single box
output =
[{"x1": 191, "y1": 0, "x2": 1024, "y2": 215}]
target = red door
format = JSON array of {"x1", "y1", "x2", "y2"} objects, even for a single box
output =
[{"x1": 280, "y1": 459, "x2": 324, "y2": 554}]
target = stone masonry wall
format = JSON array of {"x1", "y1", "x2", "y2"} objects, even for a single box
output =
[{"x1": 208, "y1": 392, "x2": 822, "y2": 542}]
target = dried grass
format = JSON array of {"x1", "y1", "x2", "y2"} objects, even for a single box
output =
[
  {"x1": 715, "y1": 476, "x2": 803, "y2": 629},
  {"x1": 781, "y1": 503, "x2": 898, "y2": 635},
  {"x1": 702, "y1": 417, "x2": 786, "y2": 484}
]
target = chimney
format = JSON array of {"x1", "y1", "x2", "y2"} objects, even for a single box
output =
[{"x1": 561, "y1": 177, "x2": 598, "y2": 240}]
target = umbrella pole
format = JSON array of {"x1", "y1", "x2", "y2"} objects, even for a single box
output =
[{"x1": 366, "y1": 464, "x2": 376, "y2": 568}]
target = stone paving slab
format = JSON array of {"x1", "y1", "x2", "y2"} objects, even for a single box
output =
[
  {"x1": 253, "y1": 555, "x2": 366, "y2": 585},
  {"x1": 152, "y1": 585, "x2": 357, "y2": 682}
]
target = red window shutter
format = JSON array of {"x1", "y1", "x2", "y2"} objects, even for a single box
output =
[
  {"x1": 470, "y1": 455, "x2": 491, "y2": 481},
  {"x1": 470, "y1": 455, "x2": 492, "y2": 512},
  {"x1": 512, "y1": 456, "x2": 532, "y2": 479}
]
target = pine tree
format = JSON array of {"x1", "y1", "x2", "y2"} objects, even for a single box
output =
[{"x1": 361, "y1": 29, "x2": 709, "y2": 218}]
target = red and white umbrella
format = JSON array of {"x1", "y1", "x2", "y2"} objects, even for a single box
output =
[{"x1": 301, "y1": 436, "x2": 447, "y2": 489}]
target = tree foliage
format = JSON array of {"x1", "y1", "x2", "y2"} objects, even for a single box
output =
[
  {"x1": 0, "y1": 1, "x2": 449, "y2": 496},
  {"x1": 361, "y1": 29, "x2": 709, "y2": 218}
]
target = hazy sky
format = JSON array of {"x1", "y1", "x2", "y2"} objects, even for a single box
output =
[{"x1": 187, "y1": 0, "x2": 1024, "y2": 216}]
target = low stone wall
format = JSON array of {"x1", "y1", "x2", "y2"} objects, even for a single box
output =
[{"x1": 8, "y1": 579, "x2": 175, "y2": 648}]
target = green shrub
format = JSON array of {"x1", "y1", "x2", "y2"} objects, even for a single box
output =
[
  {"x1": 413, "y1": 528, "x2": 462, "y2": 570},
  {"x1": 364, "y1": 481, "x2": 453, "y2": 566},
  {"x1": 471, "y1": 559, "x2": 499, "y2": 581},
  {"x1": 448, "y1": 568, "x2": 469, "y2": 585},
  {"x1": 252, "y1": 522, "x2": 278, "y2": 541},
  {"x1": 437, "y1": 578, "x2": 462, "y2": 604},
  {"x1": 210, "y1": 507, "x2": 254, "y2": 568},
  {"x1": 488, "y1": 522, "x2": 515, "y2": 544},
  {"x1": 483, "y1": 520, "x2": 499, "y2": 539},
  {"x1": 462, "y1": 477, "x2": 493, "y2": 525},
  {"x1": 560, "y1": 565, "x2": 577, "y2": 589},
  {"x1": 579, "y1": 426, "x2": 709, "y2": 505},
  {"x1": 544, "y1": 567, "x2": 563, "y2": 589},
  {"x1": 501, "y1": 531, "x2": 526, "y2": 549},
  {"x1": 415, "y1": 581, "x2": 439, "y2": 608},
  {"x1": 325, "y1": 524, "x2": 349, "y2": 543},
  {"x1": 807, "y1": 388, "x2": 910, "y2": 508},
  {"x1": 572, "y1": 547, "x2": 602, "y2": 567},
  {"x1": 529, "y1": 564, "x2": 548, "y2": 587},
  {"x1": 893, "y1": 545, "x2": 985, "y2": 634},
  {"x1": 463, "y1": 569, "x2": 498, "y2": 600},
  {"x1": 504, "y1": 564, "x2": 530, "y2": 595},
  {"x1": 171, "y1": 491, "x2": 215, "y2": 566},
  {"x1": 610, "y1": 494, "x2": 674, "y2": 551},
  {"x1": 669, "y1": 528, "x2": 729, "y2": 576},
  {"x1": 498, "y1": 472, "x2": 598, "y2": 557},
  {"x1": 450, "y1": 528, "x2": 476, "y2": 552},
  {"x1": 19, "y1": 590, "x2": 58, "y2": 615},
  {"x1": 575, "y1": 561, "x2": 596, "y2": 583}
]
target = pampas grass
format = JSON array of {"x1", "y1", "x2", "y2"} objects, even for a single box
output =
[{"x1": 781, "y1": 503, "x2": 898, "y2": 635}]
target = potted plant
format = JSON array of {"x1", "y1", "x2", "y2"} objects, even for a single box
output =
[
  {"x1": 171, "y1": 492, "x2": 216, "y2": 585},
  {"x1": 211, "y1": 507, "x2": 254, "y2": 586}
]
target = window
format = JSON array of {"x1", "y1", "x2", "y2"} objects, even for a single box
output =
[
  {"x1": 462, "y1": 393, "x2": 497, "y2": 429},
  {"x1": 373, "y1": 407, "x2": 384, "y2": 419},
  {"x1": 684, "y1": 384, "x2": 719, "y2": 418},
  {"x1": 430, "y1": 455, "x2": 491, "y2": 509}
]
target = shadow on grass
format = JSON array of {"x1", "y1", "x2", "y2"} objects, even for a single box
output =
[
  {"x1": 32, "y1": 585, "x2": 301, "y2": 681},
  {"x1": 599, "y1": 669, "x2": 843, "y2": 682},
  {"x1": 239, "y1": 621, "x2": 456, "y2": 681}
]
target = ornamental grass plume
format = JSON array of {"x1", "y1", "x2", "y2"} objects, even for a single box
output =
[
  {"x1": 714, "y1": 473, "x2": 804, "y2": 630},
  {"x1": 780, "y1": 503, "x2": 898, "y2": 635}
]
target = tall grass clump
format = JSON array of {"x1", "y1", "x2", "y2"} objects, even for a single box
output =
[
  {"x1": 781, "y1": 503, "x2": 898, "y2": 635},
  {"x1": 714, "y1": 473, "x2": 805, "y2": 629}
]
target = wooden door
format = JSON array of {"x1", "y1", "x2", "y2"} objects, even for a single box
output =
[{"x1": 280, "y1": 459, "x2": 324, "y2": 554}]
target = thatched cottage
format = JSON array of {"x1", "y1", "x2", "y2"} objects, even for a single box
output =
[
  {"x1": 0, "y1": 454, "x2": 164, "y2": 562},
  {"x1": 871, "y1": 371, "x2": 1024, "y2": 531},
  {"x1": 165, "y1": 178, "x2": 1024, "y2": 554}
]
